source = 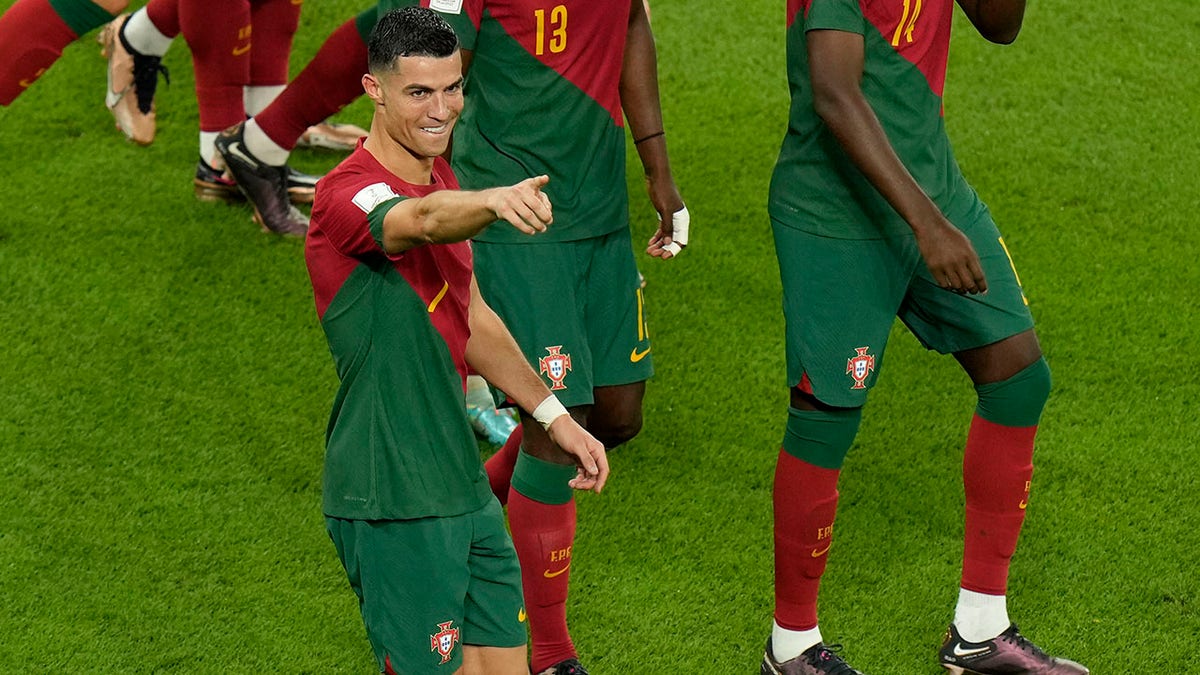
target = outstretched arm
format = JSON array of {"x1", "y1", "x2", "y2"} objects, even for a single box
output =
[
  {"x1": 464, "y1": 277, "x2": 609, "y2": 493},
  {"x1": 807, "y1": 29, "x2": 986, "y2": 294},
  {"x1": 619, "y1": 0, "x2": 688, "y2": 259},
  {"x1": 379, "y1": 175, "x2": 552, "y2": 254},
  {"x1": 956, "y1": 0, "x2": 1026, "y2": 44}
]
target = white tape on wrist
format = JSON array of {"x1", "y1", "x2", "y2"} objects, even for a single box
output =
[
  {"x1": 531, "y1": 395, "x2": 569, "y2": 430},
  {"x1": 662, "y1": 205, "x2": 690, "y2": 256}
]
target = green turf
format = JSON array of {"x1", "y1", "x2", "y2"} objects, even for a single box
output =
[{"x1": 1, "y1": 0, "x2": 1197, "y2": 672}]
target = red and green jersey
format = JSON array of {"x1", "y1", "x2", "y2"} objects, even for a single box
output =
[
  {"x1": 306, "y1": 147, "x2": 491, "y2": 521},
  {"x1": 769, "y1": 0, "x2": 984, "y2": 240},
  {"x1": 425, "y1": 0, "x2": 631, "y2": 243}
]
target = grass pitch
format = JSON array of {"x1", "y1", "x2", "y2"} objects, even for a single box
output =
[{"x1": 1, "y1": 0, "x2": 1197, "y2": 672}]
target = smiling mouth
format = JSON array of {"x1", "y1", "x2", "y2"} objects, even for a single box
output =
[{"x1": 422, "y1": 124, "x2": 449, "y2": 134}]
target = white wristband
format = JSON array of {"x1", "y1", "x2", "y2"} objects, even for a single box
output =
[{"x1": 531, "y1": 394, "x2": 569, "y2": 431}]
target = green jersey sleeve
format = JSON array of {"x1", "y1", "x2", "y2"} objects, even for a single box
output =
[{"x1": 805, "y1": 0, "x2": 867, "y2": 34}]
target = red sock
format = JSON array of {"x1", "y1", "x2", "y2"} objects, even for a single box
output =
[
  {"x1": 773, "y1": 449, "x2": 840, "y2": 630},
  {"x1": 961, "y1": 414, "x2": 1035, "y2": 595},
  {"x1": 507, "y1": 489, "x2": 576, "y2": 672},
  {"x1": 180, "y1": 0, "x2": 250, "y2": 132},
  {"x1": 246, "y1": 0, "x2": 299, "y2": 86},
  {"x1": 0, "y1": 0, "x2": 78, "y2": 106},
  {"x1": 144, "y1": 0, "x2": 180, "y2": 38},
  {"x1": 254, "y1": 18, "x2": 369, "y2": 150},
  {"x1": 485, "y1": 424, "x2": 522, "y2": 506}
]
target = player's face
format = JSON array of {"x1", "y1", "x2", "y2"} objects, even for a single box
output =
[{"x1": 371, "y1": 53, "x2": 464, "y2": 161}]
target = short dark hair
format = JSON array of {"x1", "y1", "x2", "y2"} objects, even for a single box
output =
[{"x1": 367, "y1": 6, "x2": 460, "y2": 73}]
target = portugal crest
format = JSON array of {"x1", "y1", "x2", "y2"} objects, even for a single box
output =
[
  {"x1": 538, "y1": 345, "x2": 573, "y2": 391},
  {"x1": 430, "y1": 620, "x2": 460, "y2": 664},
  {"x1": 846, "y1": 346, "x2": 875, "y2": 390}
]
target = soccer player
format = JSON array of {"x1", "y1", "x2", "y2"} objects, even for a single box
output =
[
  {"x1": 217, "y1": 4, "x2": 685, "y2": 664},
  {"x1": 305, "y1": 8, "x2": 609, "y2": 674},
  {"x1": 763, "y1": 1, "x2": 1088, "y2": 674},
  {"x1": 426, "y1": 1, "x2": 686, "y2": 673},
  {"x1": 0, "y1": 0, "x2": 129, "y2": 107},
  {"x1": 100, "y1": 0, "x2": 315, "y2": 233}
]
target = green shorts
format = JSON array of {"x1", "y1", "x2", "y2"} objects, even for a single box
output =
[
  {"x1": 772, "y1": 207, "x2": 1034, "y2": 408},
  {"x1": 326, "y1": 499, "x2": 526, "y2": 674},
  {"x1": 473, "y1": 228, "x2": 653, "y2": 408}
]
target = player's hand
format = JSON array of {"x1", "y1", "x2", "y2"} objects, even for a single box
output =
[
  {"x1": 488, "y1": 175, "x2": 553, "y2": 235},
  {"x1": 914, "y1": 217, "x2": 988, "y2": 294},
  {"x1": 546, "y1": 416, "x2": 609, "y2": 493},
  {"x1": 644, "y1": 175, "x2": 688, "y2": 259}
]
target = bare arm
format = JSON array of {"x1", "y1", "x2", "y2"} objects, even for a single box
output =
[
  {"x1": 380, "y1": 175, "x2": 552, "y2": 254},
  {"x1": 464, "y1": 277, "x2": 609, "y2": 492},
  {"x1": 808, "y1": 29, "x2": 986, "y2": 294},
  {"x1": 956, "y1": 0, "x2": 1026, "y2": 44},
  {"x1": 619, "y1": 0, "x2": 688, "y2": 258}
]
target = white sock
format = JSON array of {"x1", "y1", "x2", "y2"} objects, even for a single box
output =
[
  {"x1": 243, "y1": 85, "x2": 286, "y2": 116},
  {"x1": 243, "y1": 119, "x2": 290, "y2": 166},
  {"x1": 199, "y1": 132, "x2": 220, "y2": 169},
  {"x1": 953, "y1": 588, "x2": 1010, "y2": 642},
  {"x1": 122, "y1": 9, "x2": 174, "y2": 57},
  {"x1": 771, "y1": 621, "x2": 822, "y2": 662}
]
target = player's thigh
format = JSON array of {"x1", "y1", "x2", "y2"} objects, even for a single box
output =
[
  {"x1": 462, "y1": 499, "x2": 527, "y2": 650},
  {"x1": 473, "y1": 239, "x2": 594, "y2": 407},
  {"x1": 772, "y1": 222, "x2": 912, "y2": 408},
  {"x1": 458, "y1": 645, "x2": 527, "y2": 675},
  {"x1": 326, "y1": 514, "x2": 474, "y2": 675},
  {"x1": 900, "y1": 208, "x2": 1035, "y2": 355},
  {"x1": 583, "y1": 228, "x2": 654, "y2": 391}
]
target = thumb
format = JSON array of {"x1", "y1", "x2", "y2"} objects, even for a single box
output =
[{"x1": 528, "y1": 174, "x2": 550, "y2": 189}]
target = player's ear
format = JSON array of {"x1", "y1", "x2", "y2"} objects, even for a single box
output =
[{"x1": 363, "y1": 73, "x2": 384, "y2": 106}]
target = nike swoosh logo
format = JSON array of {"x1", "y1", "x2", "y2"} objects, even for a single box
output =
[
  {"x1": 231, "y1": 43, "x2": 251, "y2": 56},
  {"x1": 518, "y1": 608, "x2": 526, "y2": 622},
  {"x1": 629, "y1": 346, "x2": 651, "y2": 362},
  {"x1": 223, "y1": 140, "x2": 259, "y2": 169},
  {"x1": 543, "y1": 564, "x2": 570, "y2": 578},
  {"x1": 1018, "y1": 500, "x2": 1028, "y2": 510},
  {"x1": 952, "y1": 644, "x2": 992, "y2": 657},
  {"x1": 811, "y1": 543, "x2": 831, "y2": 557}
]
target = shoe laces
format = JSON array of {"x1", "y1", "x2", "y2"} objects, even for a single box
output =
[
  {"x1": 117, "y1": 27, "x2": 170, "y2": 114},
  {"x1": 806, "y1": 644, "x2": 861, "y2": 675},
  {"x1": 1000, "y1": 625, "x2": 1048, "y2": 659},
  {"x1": 131, "y1": 53, "x2": 169, "y2": 114}
]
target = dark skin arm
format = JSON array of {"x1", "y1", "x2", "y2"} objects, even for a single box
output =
[
  {"x1": 619, "y1": 0, "x2": 687, "y2": 258},
  {"x1": 807, "y1": 29, "x2": 986, "y2": 294},
  {"x1": 955, "y1": 0, "x2": 1026, "y2": 44}
]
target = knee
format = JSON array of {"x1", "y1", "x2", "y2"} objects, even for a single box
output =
[
  {"x1": 590, "y1": 410, "x2": 643, "y2": 449},
  {"x1": 974, "y1": 357, "x2": 1051, "y2": 427}
]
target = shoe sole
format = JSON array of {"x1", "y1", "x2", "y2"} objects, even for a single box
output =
[
  {"x1": 194, "y1": 181, "x2": 313, "y2": 206},
  {"x1": 194, "y1": 181, "x2": 243, "y2": 203}
]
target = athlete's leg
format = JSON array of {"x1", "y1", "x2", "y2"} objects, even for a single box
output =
[
  {"x1": 180, "y1": 0, "x2": 251, "y2": 166},
  {"x1": 458, "y1": 646, "x2": 526, "y2": 675},
  {"x1": 484, "y1": 423, "x2": 522, "y2": 505},
  {"x1": 0, "y1": 0, "x2": 124, "y2": 106},
  {"x1": 951, "y1": 329, "x2": 1048, "y2": 641},
  {"x1": 242, "y1": 0, "x2": 300, "y2": 115},
  {"x1": 507, "y1": 412, "x2": 587, "y2": 673},
  {"x1": 770, "y1": 389, "x2": 861, "y2": 662},
  {"x1": 587, "y1": 381, "x2": 644, "y2": 448},
  {"x1": 248, "y1": 16, "x2": 369, "y2": 161}
]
